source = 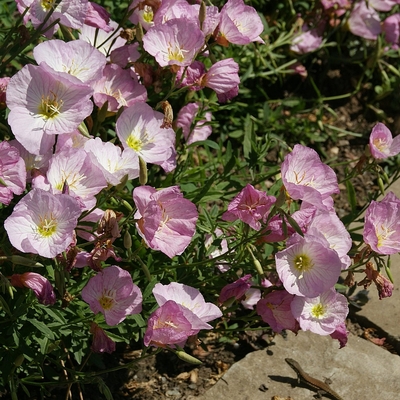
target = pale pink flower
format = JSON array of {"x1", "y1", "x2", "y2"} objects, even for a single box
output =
[
  {"x1": 290, "y1": 25, "x2": 323, "y2": 54},
  {"x1": 369, "y1": 122, "x2": 400, "y2": 159},
  {"x1": 0, "y1": 77, "x2": 10, "y2": 109},
  {"x1": 33, "y1": 39, "x2": 107, "y2": 85},
  {"x1": 199, "y1": 58, "x2": 240, "y2": 103},
  {"x1": 153, "y1": 282, "x2": 222, "y2": 325},
  {"x1": 0, "y1": 141, "x2": 26, "y2": 205},
  {"x1": 45, "y1": 147, "x2": 107, "y2": 210},
  {"x1": 348, "y1": 1, "x2": 381, "y2": 40},
  {"x1": 176, "y1": 61, "x2": 206, "y2": 91},
  {"x1": 176, "y1": 102, "x2": 212, "y2": 145},
  {"x1": 241, "y1": 288, "x2": 261, "y2": 310},
  {"x1": 291, "y1": 289, "x2": 349, "y2": 335},
  {"x1": 116, "y1": 102, "x2": 176, "y2": 172},
  {"x1": 128, "y1": 0, "x2": 157, "y2": 31},
  {"x1": 79, "y1": 20, "x2": 126, "y2": 57},
  {"x1": 221, "y1": 184, "x2": 276, "y2": 231},
  {"x1": 10, "y1": 272, "x2": 56, "y2": 305},
  {"x1": 92, "y1": 63, "x2": 147, "y2": 112},
  {"x1": 9, "y1": 139, "x2": 51, "y2": 183},
  {"x1": 85, "y1": 2, "x2": 112, "y2": 32},
  {"x1": 281, "y1": 144, "x2": 339, "y2": 209},
  {"x1": 110, "y1": 43, "x2": 141, "y2": 68},
  {"x1": 81, "y1": 265, "x2": 142, "y2": 326},
  {"x1": 256, "y1": 290, "x2": 299, "y2": 333},
  {"x1": 369, "y1": 0, "x2": 399, "y2": 11},
  {"x1": 330, "y1": 322, "x2": 349, "y2": 348},
  {"x1": 194, "y1": 4, "x2": 220, "y2": 37},
  {"x1": 7, "y1": 64, "x2": 93, "y2": 155},
  {"x1": 153, "y1": 0, "x2": 198, "y2": 25},
  {"x1": 143, "y1": 18, "x2": 205, "y2": 67},
  {"x1": 275, "y1": 232, "x2": 342, "y2": 298},
  {"x1": 90, "y1": 322, "x2": 116, "y2": 353},
  {"x1": 55, "y1": 130, "x2": 91, "y2": 152},
  {"x1": 133, "y1": 185, "x2": 198, "y2": 258},
  {"x1": 84, "y1": 138, "x2": 139, "y2": 185},
  {"x1": 23, "y1": 0, "x2": 89, "y2": 37},
  {"x1": 306, "y1": 207, "x2": 352, "y2": 270},
  {"x1": 382, "y1": 14, "x2": 400, "y2": 48},
  {"x1": 217, "y1": 0, "x2": 264, "y2": 45},
  {"x1": 218, "y1": 274, "x2": 252, "y2": 304},
  {"x1": 144, "y1": 300, "x2": 201, "y2": 348},
  {"x1": 4, "y1": 188, "x2": 81, "y2": 258},
  {"x1": 363, "y1": 192, "x2": 400, "y2": 255}
]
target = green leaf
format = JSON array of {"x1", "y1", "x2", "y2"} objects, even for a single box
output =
[
  {"x1": 187, "y1": 139, "x2": 220, "y2": 150},
  {"x1": 29, "y1": 319, "x2": 55, "y2": 340}
]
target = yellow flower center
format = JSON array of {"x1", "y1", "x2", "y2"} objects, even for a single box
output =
[
  {"x1": 127, "y1": 135, "x2": 143, "y2": 152},
  {"x1": 39, "y1": 91, "x2": 63, "y2": 119},
  {"x1": 293, "y1": 253, "x2": 313, "y2": 278},
  {"x1": 99, "y1": 294, "x2": 114, "y2": 310},
  {"x1": 143, "y1": 6, "x2": 154, "y2": 23},
  {"x1": 41, "y1": 0, "x2": 55, "y2": 12},
  {"x1": 37, "y1": 214, "x2": 57, "y2": 237},
  {"x1": 311, "y1": 303, "x2": 326, "y2": 319},
  {"x1": 168, "y1": 45, "x2": 186, "y2": 63}
]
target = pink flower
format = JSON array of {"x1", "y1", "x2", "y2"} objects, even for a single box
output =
[
  {"x1": 241, "y1": 288, "x2": 261, "y2": 310},
  {"x1": 33, "y1": 39, "x2": 107, "y2": 85},
  {"x1": 128, "y1": 0, "x2": 156, "y2": 31},
  {"x1": 217, "y1": 0, "x2": 264, "y2": 45},
  {"x1": 348, "y1": 1, "x2": 381, "y2": 40},
  {"x1": 79, "y1": 20, "x2": 126, "y2": 57},
  {"x1": 200, "y1": 58, "x2": 240, "y2": 103},
  {"x1": 0, "y1": 141, "x2": 26, "y2": 205},
  {"x1": 222, "y1": 184, "x2": 275, "y2": 230},
  {"x1": 205, "y1": 228, "x2": 230, "y2": 273},
  {"x1": 90, "y1": 322, "x2": 116, "y2": 353},
  {"x1": 143, "y1": 18, "x2": 205, "y2": 67},
  {"x1": 81, "y1": 265, "x2": 142, "y2": 326},
  {"x1": 144, "y1": 300, "x2": 200, "y2": 348},
  {"x1": 153, "y1": 282, "x2": 222, "y2": 325},
  {"x1": 84, "y1": 138, "x2": 139, "y2": 185},
  {"x1": 10, "y1": 272, "x2": 56, "y2": 305},
  {"x1": 133, "y1": 185, "x2": 198, "y2": 258},
  {"x1": 330, "y1": 322, "x2": 349, "y2": 348},
  {"x1": 153, "y1": 0, "x2": 198, "y2": 25},
  {"x1": 291, "y1": 289, "x2": 349, "y2": 335},
  {"x1": 176, "y1": 102, "x2": 212, "y2": 145},
  {"x1": 45, "y1": 147, "x2": 107, "y2": 210},
  {"x1": 290, "y1": 25, "x2": 323, "y2": 54},
  {"x1": 218, "y1": 274, "x2": 252, "y2": 304},
  {"x1": 306, "y1": 208, "x2": 352, "y2": 270},
  {"x1": 7, "y1": 64, "x2": 93, "y2": 155},
  {"x1": 116, "y1": 103, "x2": 176, "y2": 172},
  {"x1": 92, "y1": 63, "x2": 147, "y2": 112},
  {"x1": 382, "y1": 13, "x2": 400, "y2": 47},
  {"x1": 256, "y1": 290, "x2": 299, "y2": 333},
  {"x1": 359, "y1": 262, "x2": 394, "y2": 300},
  {"x1": 85, "y1": 1, "x2": 112, "y2": 32},
  {"x1": 110, "y1": 43, "x2": 141, "y2": 68},
  {"x1": 281, "y1": 144, "x2": 339, "y2": 209},
  {"x1": 0, "y1": 77, "x2": 10, "y2": 109},
  {"x1": 4, "y1": 189, "x2": 82, "y2": 258},
  {"x1": 369, "y1": 0, "x2": 399, "y2": 11},
  {"x1": 275, "y1": 232, "x2": 342, "y2": 298},
  {"x1": 369, "y1": 122, "x2": 400, "y2": 159},
  {"x1": 22, "y1": 0, "x2": 88, "y2": 37},
  {"x1": 363, "y1": 192, "x2": 400, "y2": 255},
  {"x1": 176, "y1": 61, "x2": 206, "y2": 90}
]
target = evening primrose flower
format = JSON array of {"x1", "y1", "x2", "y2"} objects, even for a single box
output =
[
  {"x1": 116, "y1": 102, "x2": 176, "y2": 172},
  {"x1": 363, "y1": 192, "x2": 400, "y2": 255},
  {"x1": 143, "y1": 18, "x2": 205, "y2": 67},
  {"x1": 281, "y1": 144, "x2": 339, "y2": 210},
  {"x1": 290, "y1": 289, "x2": 349, "y2": 335},
  {"x1": 369, "y1": 122, "x2": 400, "y2": 159},
  {"x1": 10, "y1": 272, "x2": 56, "y2": 305},
  {"x1": 4, "y1": 188, "x2": 82, "y2": 258},
  {"x1": 81, "y1": 265, "x2": 142, "y2": 326},
  {"x1": 275, "y1": 232, "x2": 342, "y2": 298},
  {"x1": 7, "y1": 64, "x2": 93, "y2": 155},
  {"x1": 133, "y1": 185, "x2": 198, "y2": 258}
]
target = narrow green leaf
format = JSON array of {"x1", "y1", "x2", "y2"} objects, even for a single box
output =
[{"x1": 29, "y1": 319, "x2": 55, "y2": 340}]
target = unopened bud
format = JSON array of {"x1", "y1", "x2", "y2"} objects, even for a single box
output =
[
  {"x1": 13, "y1": 354, "x2": 24, "y2": 367},
  {"x1": 176, "y1": 350, "x2": 202, "y2": 365},
  {"x1": 139, "y1": 156, "x2": 148, "y2": 185},
  {"x1": 199, "y1": 1, "x2": 206, "y2": 28},
  {"x1": 136, "y1": 22, "x2": 144, "y2": 43},
  {"x1": 124, "y1": 230, "x2": 132, "y2": 250}
]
